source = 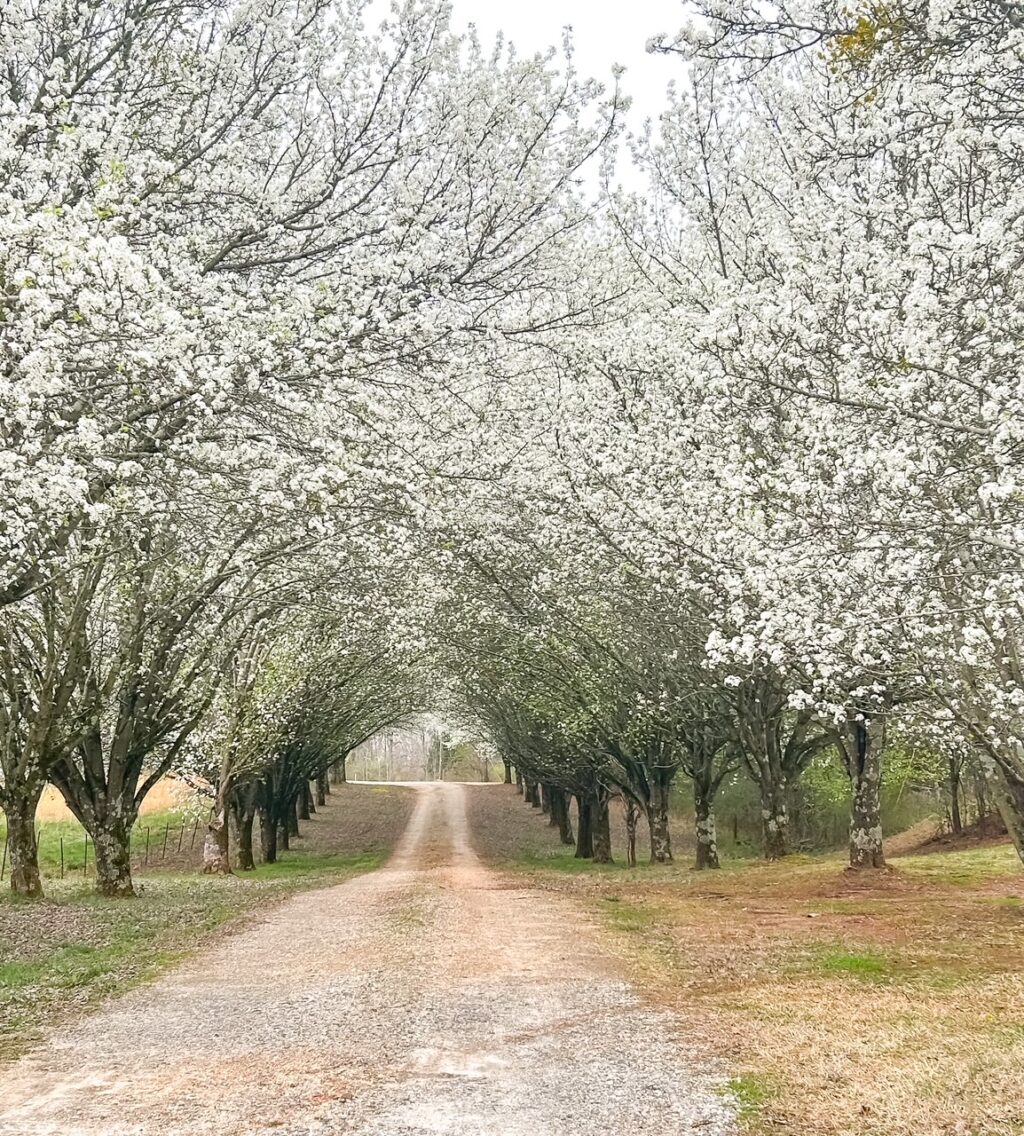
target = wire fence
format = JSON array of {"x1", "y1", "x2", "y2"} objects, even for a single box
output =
[{"x1": 0, "y1": 815, "x2": 208, "y2": 882}]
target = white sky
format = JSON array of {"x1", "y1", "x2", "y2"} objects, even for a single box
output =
[{"x1": 449, "y1": 0, "x2": 685, "y2": 128}]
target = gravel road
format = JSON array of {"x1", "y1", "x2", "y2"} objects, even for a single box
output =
[{"x1": 0, "y1": 782, "x2": 734, "y2": 1135}]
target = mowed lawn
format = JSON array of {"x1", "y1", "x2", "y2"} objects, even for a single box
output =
[
  {"x1": 467, "y1": 784, "x2": 1024, "y2": 1136},
  {"x1": 0, "y1": 783, "x2": 415, "y2": 1062}
]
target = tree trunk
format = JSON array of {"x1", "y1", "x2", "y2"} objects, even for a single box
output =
[
  {"x1": 306, "y1": 782, "x2": 316, "y2": 815},
  {"x1": 259, "y1": 803, "x2": 277, "y2": 864},
  {"x1": 760, "y1": 774, "x2": 789, "y2": 860},
  {"x1": 552, "y1": 789, "x2": 574, "y2": 844},
  {"x1": 288, "y1": 795, "x2": 300, "y2": 836},
  {"x1": 297, "y1": 786, "x2": 310, "y2": 821},
  {"x1": 540, "y1": 783, "x2": 550, "y2": 814},
  {"x1": 92, "y1": 817, "x2": 135, "y2": 897},
  {"x1": 574, "y1": 794, "x2": 593, "y2": 858},
  {"x1": 202, "y1": 806, "x2": 231, "y2": 875},
  {"x1": 48, "y1": 740, "x2": 150, "y2": 896},
  {"x1": 592, "y1": 790, "x2": 612, "y2": 864},
  {"x1": 337, "y1": 756, "x2": 348, "y2": 783},
  {"x1": 315, "y1": 773, "x2": 328, "y2": 806},
  {"x1": 503, "y1": 759, "x2": 513, "y2": 785},
  {"x1": 949, "y1": 754, "x2": 963, "y2": 834},
  {"x1": 235, "y1": 809, "x2": 256, "y2": 871},
  {"x1": 837, "y1": 716, "x2": 887, "y2": 869},
  {"x1": 623, "y1": 797, "x2": 638, "y2": 868},
  {"x1": 693, "y1": 780, "x2": 721, "y2": 870},
  {"x1": 973, "y1": 747, "x2": 1024, "y2": 865},
  {"x1": 648, "y1": 769, "x2": 674, "y2": 863},
  {"x1": 3, "y1": 786, "x2": 44, "y2": 898},
  {"x1": 971, "y1": 762, "x2": 990, "y2": 824}
]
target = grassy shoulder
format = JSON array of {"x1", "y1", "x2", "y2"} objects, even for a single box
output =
[
  {"x1": 466, "y1": 784, "x2": 1024, "y2": 1136},
  {"x1": 0, "y1": 782, "x2": 414, "y2": 1064}
]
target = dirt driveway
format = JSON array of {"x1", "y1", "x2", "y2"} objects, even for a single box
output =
[{"x1": 0, "y1": 782, "x2": 733, "y2": 1135}]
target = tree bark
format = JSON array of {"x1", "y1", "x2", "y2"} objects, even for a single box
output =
[
  {"x1": 973, "y1": 747, "x2": 1024, "y2": 865},
  {"x1": 202, "y1": 807, "x2": 231, "y2": 875},
  {"x1": 949, "y1": 753, "x2": 963, "y2": 834},
  {"x1": 693, "y1": 780, "x2": 721, "y2": 870},
  {"x1": 546, "y1": 788, "x2": 572, "y2": 844},
  {"x1": 4, "y1": 786, "x2": 44, "y2": 898},
  {"x1": 539, "y1": 783, "x2": 550, "y2": 814},
  {"x1": 92, "y1": 817, "x2": 135, "y2": 897},
  {"x1": 297, "y1": 786, "x2": 311, "y2": 821},
  {"x1": 592, "y1": 790, "x2": 613, "y2": 864},
  {"x1": 970, "y1": 759, "x2": 990, "y2": 823},
  {"x1": 574, "y1": 794, "x2": 593, "y2": 858},
  {"x1": 648, "y1": 769, "x2": 674, "y2": 863},
  {"x1": 836, "y1": 716, "x2": 887, "y2": 869},
  {"x1": 288, "y1": 795, "x2": 300, "y2": 836},
  {"x1": 258, "y1": 802, "x2": 277, "y2": 863},
  {"x1": 759, "y1": 775, "x2": 789, "y2": 860},
  {"x1": 503, "y1": 759, "x2": 513, "y2": 785},
  {"x1": 315, "y1": 773, "x2": 328, "y2": 807},
  {"x1": 623, "y1": 797, "x2": 639, "y2": 868},
  {"x1": 235, "y1": 808, "x2": 256, "y2": 871}
]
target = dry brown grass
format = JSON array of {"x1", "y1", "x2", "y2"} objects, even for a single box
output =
[
  {"x1": 467, "y1": 784, "x2": 1024, "y2": 1136},
  {"x1": 35, "y1": 778, "x2": 196, "y2": 821}
]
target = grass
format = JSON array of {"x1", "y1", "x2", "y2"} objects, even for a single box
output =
[
  {"x1": 0, "y1": 857, "x2": 381, "y2": 1061},
  {"x1": 811, "y1": 947, "x2": 892, "y2": 979},
  {"x1": 0, "y1": 808, "x2": 196, "y2": 880},
  {"x1": 468, "y1": 784, "x2": 1024, "y2": 1136},
  {"x1": 725, "y1": 1074, "x2": 775, "y2": 1119},
  {"x1": 897, "y1": 843, "x2": 1023, "y2": 885},
  {"x1": 0, "y1": 782, "x2": 414, "y2": 1066},
  {"x1": 519, "y1": 848, "x2": 647, "y2": 874},
  {"x1": 600, "y1": 896, "x2": 657, "y2": 932}
]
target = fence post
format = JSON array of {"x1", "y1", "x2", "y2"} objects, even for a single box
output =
[
  {"x1": 0, "y1": 833, "x2": 7, "y2": 881},
  {"x1": 144, "y1": 827, "x2": 151, "y2": 866},
  {"x1": 161, "y1": 824, "x2": 169, "y2": 860},
  {"x1": 60, "y1": 836, "x2": 65, "y2": 880},
  {"x1": 83, "y1": 832, "x2": 89, "y2": 874}
]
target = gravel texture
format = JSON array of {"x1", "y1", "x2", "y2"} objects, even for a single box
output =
[{"x1": 0, "y1": 783, "x2": 735, "y2": 1135}]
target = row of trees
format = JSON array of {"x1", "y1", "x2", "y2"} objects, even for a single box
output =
[
  {"x1": 4, "y1": 0, "x2": 1023, "y2": 890},
  {"x1": 422, "y1": 0, "x2": 1024, "y2": 871},
  {"x1": 0, "y1": 0, "x2": 615, "y2": 895}
]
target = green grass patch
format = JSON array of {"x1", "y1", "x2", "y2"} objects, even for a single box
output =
[
  {"x1": 0, "y1": 809, "x2": 192, "y2": 880},
  {"x1": 725, "y1": 1073, "x2": 775, "y2": 1119},
  {"x1": 896, "y1": 845, "x2": 1021, "y2": 886},
  {"x1": 246, "y1": 850, "x2": 383, "y2": 880},
  {"x1": 600, "y1": 896, "x2": 657, "y2": 932},
  {"x1": 812, "y1": 947, "x2": 892, "y2": 979},
  {"x1": 512, "y1": 848, "x2": 657, "y2": 874}
]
